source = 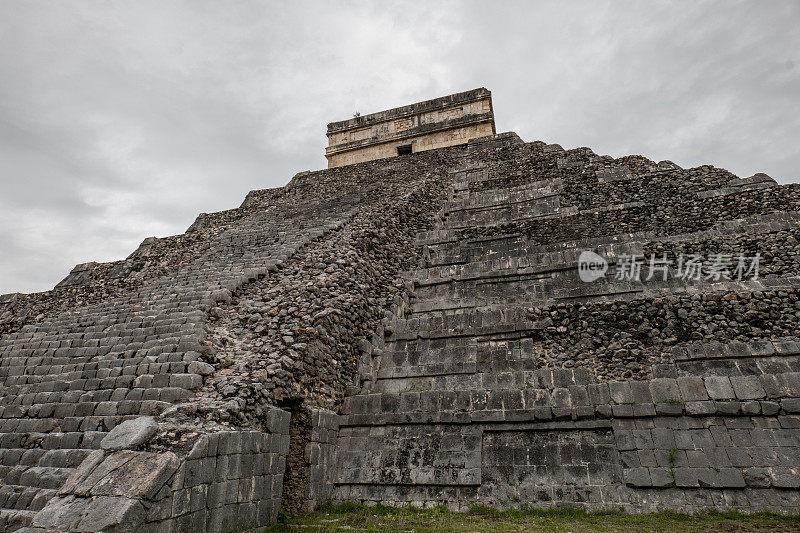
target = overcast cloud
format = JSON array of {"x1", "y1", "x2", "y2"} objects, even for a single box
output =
[{"x1": 1, "y1": 0, "x2": 799, "y2": 293}]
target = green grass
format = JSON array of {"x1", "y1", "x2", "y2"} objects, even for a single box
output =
[{"x1": 266, "y1": 502, "x2": 800, "y2": 532}]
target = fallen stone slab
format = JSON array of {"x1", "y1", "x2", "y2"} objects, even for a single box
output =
[{"x1": 100, "y1": 416, "x2": 159, "y2": 451}]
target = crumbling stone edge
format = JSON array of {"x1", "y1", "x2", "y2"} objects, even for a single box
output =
[{"x1": 22, "y1": 409, "x2": 290, "y2": 532}]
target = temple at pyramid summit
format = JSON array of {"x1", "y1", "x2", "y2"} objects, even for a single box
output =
[
  {"x1": 1, "y1": 88, "x2": 800, "y2": 532},
  {"x1": 325, "y1": 88, "x2": 495, "y2": 167}
]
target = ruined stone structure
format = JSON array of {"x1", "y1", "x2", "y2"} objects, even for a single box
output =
[
  {"x1": 2, "y1": 91, "x2": 800, "y2": 531},
  {"x1": 325, "y1": 88, "x2": 495, "y2": 168}
]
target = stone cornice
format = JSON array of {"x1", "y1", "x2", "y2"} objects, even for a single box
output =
[
  {"x1": 325, "y1": 113, "x2": 495, "y2": 156},
  {"x1": 327, "y1": 87, "x2": 491, "y2": 134}
]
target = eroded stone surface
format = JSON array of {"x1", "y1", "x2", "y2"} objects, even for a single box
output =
[{"x1": 100, "y1": 417, "x2": 159, "y2": 451}]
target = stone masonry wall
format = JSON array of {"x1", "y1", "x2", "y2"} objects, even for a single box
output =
[
  {"x1": 304, "y1": 409, "x2": 339, "y2": 512},
  {"x1": 25, "y1": 410, "x2": 290, "y2": 532}
]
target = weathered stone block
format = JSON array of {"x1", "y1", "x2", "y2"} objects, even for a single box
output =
[
  {"x1": 743, "y1": 467, "x2": 772, "y2": 487},
  {"x1": 704, "y1": 377, "x2": 735, "y2": 401},
  {"x1": 673, "y1": 467, "x2": 700, "y2": 487},
  {"x1": 648, "y1": 467, "x2": 674, "y2": 487},
  {"x1": 685, "y1": 401, "x2": 715, "y2": 416},
  {"x1": 100, "y1": 416, "x2": 158, "y2": 451},
  {"x1": 780, "y1": 398, "x2": 800, "y2": 413},
  {"x1": 730, "y1": 375, "x2": 766, "y2": 400},
  {"x1": 92, "y1": 451, "x2": 179, "y2": 499},
  {"x1": 741, "y1": 401, "x2": 762, "y2": 415},
  {"x1": 32, "y1": 495, "x2": 146, "y2": 532},
  {"x1": 59, "y1": 450, "x2": 106, "y2": 496},
  {"x1": 771, "y1": 467, "x2": 800, "y2": 488},
  {"x1": 623, "y1": 467, "x2": 651, "y2": 487}
]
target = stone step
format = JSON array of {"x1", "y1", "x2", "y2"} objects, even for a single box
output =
[
  {"x1": 423, "y1": 231, "x2": 648, "y2": 268},
  {"x1": 374, "y1": 364, "x2": 594, "y2": 394},
  {"x1": 373, "y1": 353, "x2": 800, "y2": 394},
  {"x1": 0, "y1": 372, "x2": 192, "y2": 398},
  {"x1": 442, "y1": 192, "x2": 563, "y2": 229},
  {"x1": 449, "y1": 147, "x2": 573, "y2": 193},
  {"x1": 0, "y1": 349, "x2": 202, "y2": 366},
  {"x1": 696, "y1": 181, "x2": 776, "y2": 199},
  {"x1": 374, "y1": 335, "x2": 800, "y2": 393},
  {"x1": 0, "y1": 450, "x2": 46, "y2": 468},
  {"x1": 417, "y1": 204, "x2": 582, "y2": 244},
  {"x1": 408, "y1": 270, "x2": 650, "y2": 315},
  {"x1": 0, "y1": 386, "x2": 194, "y2": 409},
  {"x1": 414, "y1": 243, "x2": 628, "y2": 284},
  {"x1": 0, "y1": 312, "x2": 206, "y2": 344},
  {"x1": 347, "y1": 371, "x2": 800, "y2": 423},
  {"x1": 405, "y1": 276, "x2": 800, "y2": 319},
  {"x1": 0, "y1": 508, "x2": 37, "y2": 532},
  {"x1": 423, "y1": 210, "x2": 800, "y2": 267},
  {"x1": 0, "y1": 449, "x2": 92, "y2": 469},
  {"x1": 377, "y1": 337, "x2": 595, "y2": 380},
  {"x1": 0, "y1": 342, "x2": 199, "y2": 362},
  {"x1": 0, "y1": 485, "x2": 56, "y2": 511},
  {"x1": 447, "y1": 178, "x2": 562, "y2": 211},
  {"x1": 421, "y1": 198, "x2": 658, "y2": 248},
  {"x1": 0, "y1": 408, "x2": 157, "y2": 429},
  {"x1": 1, "y1": 372, "x2": 202, "y2": 400},
  {"x1": 0, "y1": 357, "x2": 196, "y2": 378},
  {"x1": 674, "y1": 340, "x2": 800, "y2": 379},
  {"x1": 409, "y1": 274, "x2": 710, "y2": 315},
  {"x1": 0, "y1": 466, "x2": 73, "y2": 490},
  {"x1": 0, "y1": 431, "x2": 107, "y2": 451},
  {"x1": 389, "y1": 306, "x2": 539, "y2": 342},
  {"x1": 0, "y1": 393, "x2": 177, "y2": 414}
]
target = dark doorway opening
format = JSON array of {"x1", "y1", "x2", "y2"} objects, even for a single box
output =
[
  {"x1": 397, "y1": 144, "x2": 412, "y2": 156},
  {"x1": 278, "y1": 399, "x2": 311, "y2": 514}
]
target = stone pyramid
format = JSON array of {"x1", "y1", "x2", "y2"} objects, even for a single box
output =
[{"x1": 1, "y1": 123, "x2": 799, "y2": 531}]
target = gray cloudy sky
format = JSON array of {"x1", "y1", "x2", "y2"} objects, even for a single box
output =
[{"x1": 1, "y1": 0, "x2": 799, "y2": 294}]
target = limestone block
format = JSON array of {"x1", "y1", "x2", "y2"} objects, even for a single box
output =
[
  {"x1": 59, "y1": 450, "x2": 106, "y2": 495},
  {"x1": 780, "y1": 398, "x2": 800, "y2": 413},
  {"x1": 650, "y1": 378, "x2": 681, "y2": 403},
  {"x1": 685, "y1": 401, "x2": 715, "y2": 415},
  {"x1": 703, "y1": 377, "x2": 735, "y2": 401},
  {"x1": 741, "y1": 401, "x2": 761, "y2": 415},
  {"x1": 100, "y1": 416, "x2": 158, "y2": 451},
  {"x1": 743, "y1": 467, "x2": 772, "y2": 488},
  {"x1": 771, "y1": 467, "x2": 800, "y2": 488},
  {"x1": 760, "y1": 400, "x2": 781, "y2": 415},
  {"x1": 32, "y1": 494, "x2": 145, "y2": 532},
  {"x1": 714, "y1": 401, "x2": 741, "y2": 415},
  {"x1": 84, "y1": 451, "x2": 178, "y2": 500},
  {"x1": 623, "y1": 467, "x2": 651, "y2": 487},
  {"x1": 730, "y1": 375, "x2": 766, "y2": 400}
]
